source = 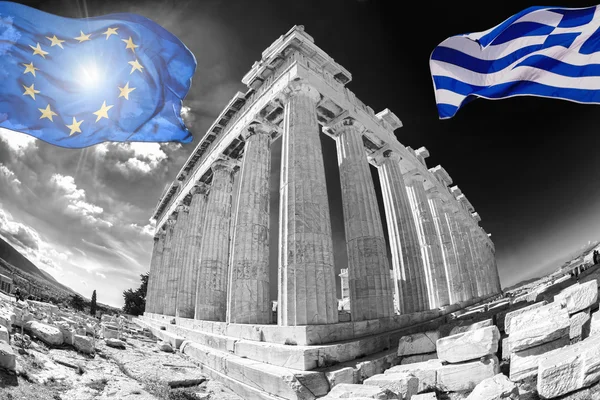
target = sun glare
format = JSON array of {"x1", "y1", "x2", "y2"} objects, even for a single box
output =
[{"x1": 79, "y1": 63, "x2": 102, "y2": 87}]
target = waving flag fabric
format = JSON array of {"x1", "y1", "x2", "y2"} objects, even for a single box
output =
[
  {"x1": 430, "y1": 5, "x2": 600, "y2": 119},
  {"x1": 0, "y1": 1, "x2": 196, "y2": 148}
]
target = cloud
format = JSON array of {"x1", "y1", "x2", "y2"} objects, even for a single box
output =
[
  {"x1": 129, "y1": 220, "x2": 155, "y2": 237},
  {"x1": 0, "y1": 128, "x2": 36, "y2": 154},
  {"x1": 95, "y1": 272, "x2": 106, "y2": 279},
  {"x1": 0, "y1": 208, "x2": 41, "y2": 251},
  {"x1": 81, "y1": 280, "x2": 88, "y2": 287}
]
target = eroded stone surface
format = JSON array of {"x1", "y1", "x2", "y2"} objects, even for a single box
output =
[
  {"x1": 397, "y1": 331, "x2": 439, "y2": 356},
  {"x1": 465, "y1": 373, "x2": 518, "y2": 400},
  {"x1": 509, "y1": 336, "x2": 569, "y2": 381},
  {"x1": 322, "y1": 383, "x2": 397, "y2": 399},
  {"x1": 0, "y1": 341, "x2": 16, "y2": 370},
  {"x1": 569, "y1": 309, "x2": 591, "y2": 340},
  {"x1": 503, "y1": 301, "x2": 547, "y2": 335},
  {"x1": 436, "y1": 325, "x2": 499, "y2": 363},
  {"x1": 448, "y1": 318, "x2": 493, "y2": 336},
  {"x1": 507, "y1": 303, "x2": 570, "y2": 352},
  {"x1": 385, "y1": 359, "x2": 442, "y2": 393},
  {"x1": 25, "y1": 320, "x2": 64, "y2": 346},
  {"x1": 436, "y1": 355, "x2": 499, "y2": 392},
  {"x1": 363, "y1": 372, "x2": 418, "y2": 399},
  {"x1": 554, "y1": 280, "x2": 598, "y2": 315}
]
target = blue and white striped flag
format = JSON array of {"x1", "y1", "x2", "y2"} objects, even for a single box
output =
[{"x1": 430, "y1": 5, "x2": 600, "y2": 119}]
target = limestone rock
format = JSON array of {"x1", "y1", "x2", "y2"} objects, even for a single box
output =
[
  {"x1": 591, "y1": 311, "x2": 600, "y2": 336},
  {"x1": 503, "y1": 301, "x2": 547, "y2": 335},
  {"x1": 509, "y1": 336, "x2": 569, "y2": 381},
  {"x1": 449, "y1": 319, "x2": 493, "y2": 336},
  {"x1": 0, "y1": 325, "x2": 9, "y2": 343},
  {"x1": 0, "y1": 341, "x2": 16, "y2": 371},
  {"x1": 323, "y1": 383, "x2": 397, "y2": 399},
  {"x1": 158, "y1": 342, "x2": 173, "y2": 352},
  {"x1": 436, "y1": 325, "x2": 500, "y2": 363},
  {"x1": 465, "y1": 373, "x2": 518, "y2": 400},
  {"x1": 507, "y1": 304, "x2": 570, "y2": 352},
  {"x1": 73, "y1": 334, "x2": 94, "y2": 354},
  {"x1": 400, "y1": 352, "x2": 437, "y2": 365},
  {"x1": 106, "y1": 338, "x2": 127, "y2": 349},
  {"x1": 0, "y1": 310, "x2": 15, "y2": 330},
  {"x1": 385, "y1": 359, "x2": 442, "y2": 393},
  {"x1": 569, "y1": 308, "x2": 591, "y2": 340},
  {"x1": 363, "y1": 372, "x2": 418, "y2": 399},
  {"x1": 501, "y1": 337, "x2": 511, "y2": 360},
  {"x1": 412, "y1": 394, "x2": 437, "y2": 400},
  {"x1": 436, "y1": 355, "x2": 499, "y2": 392},
  {"x1": 397, "y1": 331, "x2": 439, "y2": 357},
  {"x1": 554, "y1": 280, "x2": 598, "y2": 315},
  {"x1": 24, "y1": 321, "x2": 63, "y2": 346}
]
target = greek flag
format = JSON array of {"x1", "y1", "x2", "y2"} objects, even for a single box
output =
[{"x1": 430, "y1": 5, "x2": 600, "y2": 119}]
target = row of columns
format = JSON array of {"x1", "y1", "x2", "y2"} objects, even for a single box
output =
[{"x1": 145, "y1": 81, "x2": 501, "y2": 326}]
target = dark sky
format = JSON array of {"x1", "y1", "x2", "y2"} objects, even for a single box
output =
[{"x1": 3, "y1": 0, "x2": 600, "y2": 305}]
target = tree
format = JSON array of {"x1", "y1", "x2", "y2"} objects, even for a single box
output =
[
  {"x1": 122, "y1": 272, "x2": 149, "y2": 316},
  {"x1": 70, "y1": 294, "x2": 85, "y2": 312},
  {"x1": 90, "y1": 290, "x2": 97, "y2": 316}
]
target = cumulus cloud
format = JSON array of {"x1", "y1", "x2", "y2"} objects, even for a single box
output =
[
  {"x1": 0, "y1": 128, "x2": 36, "y2": 153},
  {"x1": 129, "y1": 220, "x2": 155, "y2": 237},
  {"x1": 0, "y1": 208, "x2": 41, "y2": 251},
  {"x1": 96, "y1": 272, "x2": 106, "y2": 279},
  {"x1": 0, "y1": 164, "x2": 21, "y2": 186}
]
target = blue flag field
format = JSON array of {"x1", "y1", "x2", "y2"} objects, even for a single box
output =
[
  {"x1": 430, "y1": 5, "x2": 600, "y2": 119},
  {"x1": 0, "y1": 1, "x2": 196, "y2": 148}
]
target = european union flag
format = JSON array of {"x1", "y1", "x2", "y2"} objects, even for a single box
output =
[{"x1": 0, "y1": 1, "x2": 196, "y2": 148}]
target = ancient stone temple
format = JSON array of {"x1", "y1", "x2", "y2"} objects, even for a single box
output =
[{"x1": 140, "y1": 26, "x2": 502, "y2": 400}]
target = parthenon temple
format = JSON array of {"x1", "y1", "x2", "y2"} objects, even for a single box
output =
[{"x1": 140, "y1": 25, "x2": 502, "y2": 400}]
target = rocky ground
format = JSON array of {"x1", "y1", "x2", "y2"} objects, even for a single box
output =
[{"x1": 0, "y1": 294, "x2": 242, "y2": 400}]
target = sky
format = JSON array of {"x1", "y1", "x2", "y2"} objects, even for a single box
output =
[{"x1": 1, "y1": 0, "x2": 600, "y2": 308}]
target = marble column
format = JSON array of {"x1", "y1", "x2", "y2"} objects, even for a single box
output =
[
  {"x1": 445, "y1": 207, "x2": 473, "y2": 301},
  {"x1": 227, "y1": 124, "x2": 272, "y2": 324},
  {"x1": 333, "y1": 118, "x2": 394, "y2": 321},
  {"x1": 465, "y1": 224, "x2": 485, "y2": 298},
  {"x1": 377, "y1": 150, "x2": 429, "y2": 314},
  {"x1": 163, "y1": 204, "x2": 189, "y2": 316},
  {"x1": 278, "y1": 82, "x2": 338, "y2": 326},
  {"x1": 176, "y1": 183, "x2": 209, "y2": 318},
  {"x1": 340, "y1": 269, "x2": 349, "y2": 299},
  {"x1": 428, "y1": 190, "x2": 461, "y2": 305},
  {"x1": 146, "y1": 230, "x2": 165, "y2": 314},
  {"x1": 407, "y1": 174, "x2": 450, "y2": 308},
  {"x1": 476, "y1": 232, "x2": 493, "y2": 296},
  {"x1": 155, "y1": 217, "x2": 176, "y2": 315},
  {"x1": 195, "y1": 160, "x2": 236, "y2": 321},
  {"x1": 455, "y1": 214, "x2": 479, "y2": 299}
]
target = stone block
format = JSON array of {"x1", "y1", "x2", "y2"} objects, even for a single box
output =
[
  {"x1": 436, "y1": 325, "x2": 500, "y2": 363},
  {"x1": 412, "y1": 394, "x2": 437, "y2": 400},
  {"x1": 503, "y1": 301, "x2": 547, "y2": 335},
  {"x1": 385, "y1": 359, "x2": 442, "y2": 393},
  {"x1": 554, "y1": 280, "x2": 598, "y2": 315},
  {"x1": 73, "y1": 334, "x2": 94, "y2": 354},
  {"x1": 569, "y1": 308, "x2": 591, "y2": 340},
  {"x1": 436, "y1": 355, "x2": 499, "y2": 392},
  {"x1": 363, "y1": 372, "x2": 418, "y2": 399},
  {"x1": 24, "y1": 321, "x2": 63, "y2": 346},
  {"x1": 0, "y1": 341, "x2": 16, "y2": 371},
  {"x1": 501, "y1": 337, "x2": 511, "y2": 360},
  {"x1": 507, "y1": 303, "x2": 570, "y2": 352},
  {"x1": 0, "y1": 325, "x2": 9, "y2": 343},
  {"x1": 0, "y1": 311, "x2": 15, "y2": 330},
  {"x1": 400, "y1": 352, "x2": 437, "y2": 365},
  {"x1": 325, "y1": 366, "x2": 356, "y2": 388},
  {"x1": 448, "y1": 318, "x2": 493, "y2": 336},
  {"x1": 397, "y1": 331, "x2": 439, "y2": 357},
  {"x1": 508, "y1": 336, "x2": 569, "y2": 381},
  {"x1": 591, "y1": 310, "x2": 600, "y2": 336},
  {"x1": 322, "y1": 383, "x2": 396, "y2": 399},
  {"x1": 466, "y1": 373, "x2": 518, "y2": 400}
]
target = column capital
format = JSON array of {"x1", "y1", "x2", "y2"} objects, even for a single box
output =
[
  {"x1": 368, "y1": 147, "x2": 401, "y2": 166},
  {"x1": 429, "y1": 165, "x2": 453, "y2": 187},
  {"x1": 471, "y1": 212, "x2": 481, "y2": 222},
  {"x1": 153, "y1": 229, "x2": 166, "y2": 241},
  {"x1": 192, "y1": 182, "x2": 209, "y2": 195},
  {"x1": 166, "y1": 216, "x2": 177, "y2": 226},
  {"x1": 324, "y1": 117, "x2": 367, "y2": 137},
  {"x1": 280, "y1": 81, "x2": 321, "y2": 104},
  {"x1": 176, "y1": 204, "x2": 189, "y2": 214},
  {"x1": 244, "y1": 122, "x2": 276, "y2": 140},
  {"x1": 404, "y1": 171, "x2": 426, "y2": 185},
  {"x1": 211, "y1": 158, "x2": 238, "y2": 174}
]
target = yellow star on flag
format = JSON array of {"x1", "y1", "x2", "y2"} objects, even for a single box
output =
[
  {"x1": 128, "y1": 59, "x2": 144, "y2": 74},
  {"x1": 22, "y1": 83, "x2": 40, "y2": 99},
  {"x1": 22, "y1": 62, "x2": 39, "y2": 77},
  {"x1": 46, "y1": 35, "x2": 65, "y2": 49},
  {"x1": 93, "y1": 101, "x2": 113, "y2": 122},
  {"x1": 39, "y1": 104, "x2": 57, "y2": 121},
  {"x1": 122, "y1": 37, "x2": 138, "y2": 53},
  {"x1": 103, "y1": 27, "x2": 118, "y2": 40},
  {"x1": 29, "y1": 43, "x2": 48, "y2": 58},
  {"x1": 118, "y1": 82, "x2": 136, "y2": 100},
  {"x1": 66, "y1": 117, "x2": 83, "y2": 136},
  {"x1": 75, "y1": 31, "x2": 91, "y2": 43}
]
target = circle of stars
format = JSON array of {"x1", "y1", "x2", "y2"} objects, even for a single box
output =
[{"x1": 20, "y1": 27, "x2": 144, "y2": 137}]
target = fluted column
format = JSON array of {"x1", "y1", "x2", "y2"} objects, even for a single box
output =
[
  {"x1": 377, "y1": 150, "x2": 429, "y2": 314},
  {"x1": 155, "y1": 217, "x2": 176, "y2": 315},
  {"x1": 163, "y1": 204, "x2": 189, "y2": 316},
  {"x1": 407, "y1": 174, "x2": 450, "y2": 308},
  {"x1": 195, "y1": 160, "x2": 236, "y2": 321},
  {"x1": 333, "y1": 118, "x2": 394, "y2": 321},
  {"x1": 455, "y1": 214, "x2": 479, "y2": 299},
  {"x1": 428, "y1": 190, "x2": 461, "y2": 305},
  {"x1": 228, "y1": 124, "x2": 272, "y2": 324},
  {"x1": 475, "y1": 231, "x2": 493, "y2": 296},
  {"x1": 278, "y1": 82, "x2": 338, "y2": 326},
  {"x1": 465, "y1": 223, "x2": 485, "y2": 297},
  {"x1": 176, "y1": 183, "x2": 209, "y2": 318},
  {"x1": 444, "y1": 207, "x2": 472, "y2": 301},
  {"x1": 146, "y1": 230, "x2": 165, "y2": 314}
]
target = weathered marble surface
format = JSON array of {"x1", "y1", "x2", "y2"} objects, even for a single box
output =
[
  {"x1": 436, "y1": 325, "x2": 499, "y2": 363},
  {"x1": 164, "y1": 204, "x2": 190, "y2": 316},
  {"x1": 145, "y1": 231, "x2": 165, "y2": 314}
]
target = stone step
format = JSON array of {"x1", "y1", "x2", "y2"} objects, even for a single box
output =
[
  {"x1": 135, "y1": 313, "x2": 439, "y2": 372},
  {"x1": 181, "y1": 340, "x2": 330, "y2": 400}
]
